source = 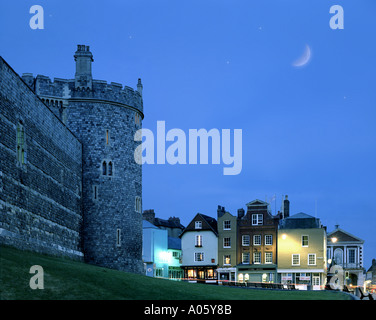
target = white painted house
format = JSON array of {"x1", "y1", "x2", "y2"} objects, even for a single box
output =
[{"x1": 179, "y1": 213, "x2": 218, "y2": 283}]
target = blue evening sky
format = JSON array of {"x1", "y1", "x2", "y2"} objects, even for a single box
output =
[{"x1": 1, "y1": 1, "x2": 375, "y2": 267}]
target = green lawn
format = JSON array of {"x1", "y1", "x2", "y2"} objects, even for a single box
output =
[{"x1": 0, "y1": 245, "x2": 351, "y2": 300}]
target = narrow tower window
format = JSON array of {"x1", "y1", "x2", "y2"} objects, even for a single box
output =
[
  {"x1": 102, "y1": 161, "x2": 107, "y2": 175},
  {"x1": 108, "y1": 161, "x2": 113, "y2": 176},
  {"x1": 16, "y1": 122, "x2": 26, "y2": 164},
  {"x1": 93, "y1": 185, "x2": 98, "y2": 200},
  {"x1": 135, "y1": 196, "x2": 142, "y2": 213},
  {"x1": 116, "y1": 229, "x2": 121, "y2": 247},
  {"x1": 106, "y1": 130, "x2": 109, "y2": 145}
]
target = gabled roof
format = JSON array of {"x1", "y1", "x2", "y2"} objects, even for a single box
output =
[
  {"x1": 246, "y1": 199, "x2": 269, "y2": 207},
  {"x1": 327, "y1": 227, "x2": 364, "y2": 243},
  {"x1": 179, "y1": 213, "x2": 218, "y2": 237}
]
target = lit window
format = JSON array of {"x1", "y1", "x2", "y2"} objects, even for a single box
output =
[
  {"x1": 195, "y1": 235, "x2": 202, "y2": 247},
  {"x1": 194, "y1": 252, "x2": 204, "y2": 262},
  {"x1": 224, "y1": 255, "x2": 231, "y2": 265}
]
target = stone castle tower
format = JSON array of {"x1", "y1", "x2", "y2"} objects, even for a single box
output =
[{"x1": 9, "y1": 45, "x2": 144, "y2": 273}]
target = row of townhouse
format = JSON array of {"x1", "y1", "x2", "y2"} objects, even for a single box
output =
[{"x1": 179, "y1": 196, "x2": 366, "y2": 290}]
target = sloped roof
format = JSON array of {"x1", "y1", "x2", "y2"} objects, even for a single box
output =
[
  {"x1": 327, "y1": 228, "x2": 364, "y2": 243},
  {"x1": 179, "y1": 213, "x2": 218, "y2": 237},
  {"x1": 154, "y1": 217, "x2": 185, "y2": 230},
  {"x1": 289, "y1": 212, "x2": 315, "y2": 219},
  {"x1": 168, "y1": 236, "x2": 181, "y2": 250},
  {"x1": 279, "y1": 212, "x2": 321, "y2": 229},
  {"x1": 142, "y1": 220, "x2": 159, "y2": 229},
  {"x1": 246, "y1": 199, "x2": 269, "y2": 206}
]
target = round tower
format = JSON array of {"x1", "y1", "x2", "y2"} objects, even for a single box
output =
[{"x1": 66, "y1": 45, "x2": 144, "y2": 273}]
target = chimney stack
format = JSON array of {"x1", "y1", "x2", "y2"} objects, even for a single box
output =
[
  {"x1": 217, "y1": 205, "x2": 226, "y2": 218},
  {"x1": 142, "y1": 209, "x2": 155, "y2": 224},
  {"x1": 237, "y1": 208, "x2": 245, "y2": 219},
  {"x1": 283, "y1": 195, "x2": 290, "y2": 218},
  {"x1": 74, "y1": 44, "x2": 94, "y2": 90}
]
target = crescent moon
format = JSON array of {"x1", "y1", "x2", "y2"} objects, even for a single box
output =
[{"x1": 292, "y1": 45, "x2": 311, "y2": 67}]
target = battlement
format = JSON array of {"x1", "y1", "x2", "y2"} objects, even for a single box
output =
[{"x1": 22, "y1": 73, "x2": 144, "y2": 116}]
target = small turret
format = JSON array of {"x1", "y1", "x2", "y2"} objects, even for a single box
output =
[{"x1": 74, "y1": 45, "x2": 93, "y2": 90}]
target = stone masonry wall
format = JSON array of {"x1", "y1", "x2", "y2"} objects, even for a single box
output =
[
  {"x1": 0, "y1": 57, "x2": 83, "y2": 259},
  {"x1": 66, "y1": 99, "x2": 143, "y2": 273}
]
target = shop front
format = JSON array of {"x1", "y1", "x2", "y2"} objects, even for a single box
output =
[
  {"x1": 182, "y1": 266, "x2": 218, "y2": 283},
  {"x1": 236, "y1": 264, "x2": 277, "y2": 284},
  {"x1": 217, "y1": 267, "x2": 236, "y2": 284},
  {"x1": 278, "y1": 270, "x2": 325, "y2": 290}
]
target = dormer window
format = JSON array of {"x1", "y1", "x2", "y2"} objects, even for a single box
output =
[{"x1": 195, "y1": 221, "x2": 202, "y2": 229}]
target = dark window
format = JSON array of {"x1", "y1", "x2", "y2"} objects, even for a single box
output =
[
  {"x1": 16, "y1": 122, "x2": 26, "y2": 164},
  {"x1": 108, "y1": 161, "x2": 113, "y2": 176}
]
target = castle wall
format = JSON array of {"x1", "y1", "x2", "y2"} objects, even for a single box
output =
[
  {"x1": 0, "y1": 57, "x2": 83, "y2": 259},
  {"x1": 0, "y1": 44, "x2": 144, "y2": 274}
]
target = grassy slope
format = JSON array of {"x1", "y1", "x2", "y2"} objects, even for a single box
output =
[{"x1": 0, "y1": 245, "x2": 351, "y2": 300}]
